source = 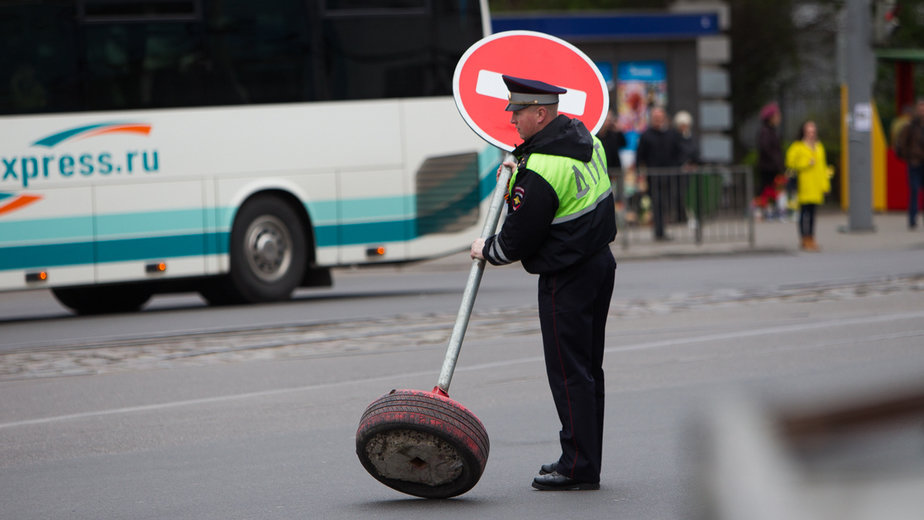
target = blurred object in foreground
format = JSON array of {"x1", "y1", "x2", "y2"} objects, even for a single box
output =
[{"x1": 696, "y1": 385, "x2": 924, "y2": 520}]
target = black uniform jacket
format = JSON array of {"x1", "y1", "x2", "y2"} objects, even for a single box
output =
[{"x1": 483, "y1": 115, "x2": 617, "y2": 275}]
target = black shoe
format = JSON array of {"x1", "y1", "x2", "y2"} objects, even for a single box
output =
[
  {"x1": 539, "y1": 462, "x2": 557, "y2": 475},
  {"x1": 531, "y1": 471, "x2": 599, "y2": 491}
]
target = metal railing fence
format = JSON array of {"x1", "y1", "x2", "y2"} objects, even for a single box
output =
[{"x1": 610, "y1": 165, "x2": 755, "y2": 250}]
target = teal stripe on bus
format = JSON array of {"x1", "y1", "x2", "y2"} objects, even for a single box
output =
[
  {"x1": 96, "y1": 233, "x2": 228, "y2": 263},
  {"x1": 0, "y1": 204, "x2": 332, "y2": 246},
  {"x1": 1, "y1": 242, "x2": 95, "y2": 269},
  {"x1": 0, "y1": 219, "x2": 416, "y2": 271},
  {"x1": 338, "y1": 196, "x2": 409, "y2": 223},
  {"x1": 0, "y1": 233, "x2": 229, "y2": 270},
  {"x1": 0, "y1": 216, "x2": 94, "y2": 244},
  {"x1": 0, "y1": 209, "x2": 206, "y2": 245},
  {"x1": 96, "y1": 209, "x2": 205, "y2": 236},
  {"x1": 336, "y1": 219, "x2": 415, "y2": 245}
]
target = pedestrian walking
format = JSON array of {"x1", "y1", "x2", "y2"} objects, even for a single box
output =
[
  {"x1": 470, "y1": 75, "x2": 617, "y2": 491},
  {"x1": 896, "y1": 98, "x2": 924, "y2": 229}
]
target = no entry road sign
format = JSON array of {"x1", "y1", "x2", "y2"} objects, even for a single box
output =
[{"x1": 452, "y1": 30, "x2": 609, "y2": 152}]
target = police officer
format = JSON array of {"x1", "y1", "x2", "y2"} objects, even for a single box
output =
[{"x1": 471, "y1": 75, "x2": 617, "y2": 491}]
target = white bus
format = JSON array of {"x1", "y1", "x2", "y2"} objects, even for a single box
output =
[{"x1": 0, "y1": 0, "x2": 500, "y2": 314}]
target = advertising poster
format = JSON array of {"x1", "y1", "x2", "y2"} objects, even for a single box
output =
[
  {"x1": 616, "y1": 60, "x2": 667, "y2": 162},
  {"x1": 612, "y1": 61, "x2": 666, "y2": 225}
]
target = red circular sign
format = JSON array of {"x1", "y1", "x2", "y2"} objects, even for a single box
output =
[{"x1": 453, "y1": 31, "x2": 609, "y2": 151}]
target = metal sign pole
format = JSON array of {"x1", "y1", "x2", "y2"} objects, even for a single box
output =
[
  {"x1": 436, "y1": 155, "x2": 513, "y2": 395},
  {"x1": 844, "y1": 0, "x2": 875, "y2": 232}
]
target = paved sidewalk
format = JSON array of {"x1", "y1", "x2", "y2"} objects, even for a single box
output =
[
  {"x1": 413, "y1": 210, "x2": 924, "y2": 271},
  {"x1": 615, "y1": 209, "x2": 924, "y2": 260}
]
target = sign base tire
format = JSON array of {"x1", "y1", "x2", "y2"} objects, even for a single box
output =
[{"x1": 356, "y1": 389, "x2": 489, "y2": 499}]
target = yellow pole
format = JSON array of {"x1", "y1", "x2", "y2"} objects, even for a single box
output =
[{"x1": 870, "y1": 103, "x2": 887, "y2": 211}]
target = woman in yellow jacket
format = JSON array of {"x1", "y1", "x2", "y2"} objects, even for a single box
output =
[{"x1": 785, "y1": 120, "x2": 832, "y2": 251}]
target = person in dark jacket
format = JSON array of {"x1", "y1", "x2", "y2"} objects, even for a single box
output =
[
  {"x1": 897, "y1": 98, "x2": 924, "y2": 229},
  {"x1": 597, "y1": 108, "x2": 634, "y2": 220},
  {"x1": 471, "y1": 75, "x2": 617, "y2": 491},
  {"x1": 597, "y1": 108, "x2": 627, "y2": 171},
  {"x1": 757, "y1": 102, "x2": 785, "y2": 199},
  {"x1": 635, "y1": 106, "x2": 682, "y2": 240},
  {"x1": 673, "y1": 110, "x2": 699, "y2": 223},
  {"x1": 674, "y1": 110, "x2": 700, "y2": 167}
]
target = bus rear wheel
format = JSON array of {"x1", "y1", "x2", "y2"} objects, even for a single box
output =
[
  {"x1": 202, "y1": 195, "x2": 308, "y2": 305},
  {"x1": 53, "y1": 285, "x2": 152, "y2": 315}
]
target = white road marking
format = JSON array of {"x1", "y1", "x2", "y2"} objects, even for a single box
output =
[{"x1": 2, "y1": 310, "x2": 923, "y2": 430}]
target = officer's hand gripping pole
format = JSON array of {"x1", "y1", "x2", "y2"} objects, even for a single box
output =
[{"x1": 435, "y1": 154, "x2": 514, "y2": 396}]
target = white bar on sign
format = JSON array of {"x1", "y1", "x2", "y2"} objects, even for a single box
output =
[
  {"x1": 475, "y1": 69, "x2": 508, "y2": 99},
  {"x1": 475, "y1": 69, "x2": 586, "y2": 117},
  {"x1": 559, "y1": 89, "x2": 586, "y2": 117}
]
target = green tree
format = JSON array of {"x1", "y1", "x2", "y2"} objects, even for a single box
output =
[
  {"x1": 728, "y1": 0, "x2": 798, "y2": 158},
  {"x1": 874, "y1": 0, "x2": 924, "y2": 129},
  {"x1": 887, "y1": 0, "x2": 924, "y2": 48}
]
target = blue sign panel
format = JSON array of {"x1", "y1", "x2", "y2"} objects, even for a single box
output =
[{"x1": 492, "y1": 12, "x2": 721, "y2": 40}]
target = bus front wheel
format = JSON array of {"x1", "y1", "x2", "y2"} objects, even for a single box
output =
[{"x1": 203, "y1": 195, "x2": 308, "y2": 305}]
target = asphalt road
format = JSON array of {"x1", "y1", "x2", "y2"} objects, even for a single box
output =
[
  {"x1": 1, "y1": 247, "x2": 924, "y2": 519},
  {"x1": 2, "y1": 246, "x2": 923, "y2": 351}
]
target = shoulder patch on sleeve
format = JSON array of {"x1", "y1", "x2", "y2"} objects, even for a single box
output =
[{"x1": 511, "y1": 186, "x2": 525, "y2": 211}]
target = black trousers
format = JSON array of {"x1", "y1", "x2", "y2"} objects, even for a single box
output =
[
  {"x1": 649, "y1": 176, "x2": 670, "y2": 239},
  {"x1": 537, "y1": 246, "x2": 616, "y2": 483},
  {"x1": 799, "y1": 203, "x2": 817, "y2": 237}
]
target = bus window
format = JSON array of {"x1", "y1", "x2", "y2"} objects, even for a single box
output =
[
  {"x1": 324, "y1": 0, "x2": 426, "y2": 9},
  {"x1": 0, "y1": 0, "x2": 483, "y2": 114},
  {"x1": 0, "y1": 1, "x2": 80, "y2": 115},
  {"x1": 320, "y1": 1, "x2": 482, "y2": 101},
  {"x1": 83, "y1": 22, "x2": 207, "y2": 109},
  {"x1": 79, "y1": 0, "x2": 200, "y2": 21},
  {"x1": 81, "y1": 0, "x2": 314, "y2": 110},
  {"x1": 203, "y1": 0, "x2": 315, "y2": 104}
]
